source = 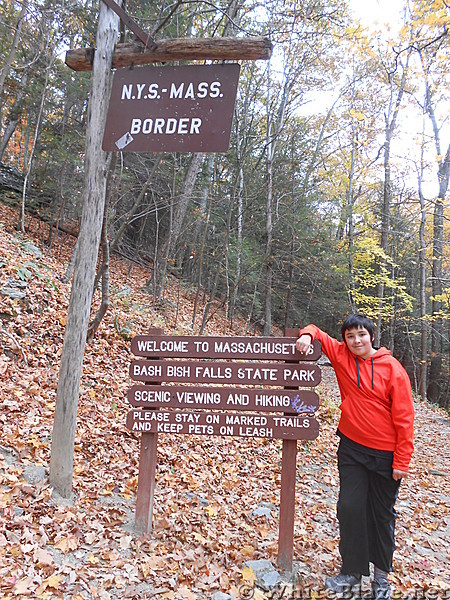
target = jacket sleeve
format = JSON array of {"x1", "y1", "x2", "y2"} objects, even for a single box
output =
[
  {"x1": 299, "y1": 324, "x2": 342, "y2": 363},
  {"x1": 390, "y1": 365, "x2": 415, "y2": 472}
]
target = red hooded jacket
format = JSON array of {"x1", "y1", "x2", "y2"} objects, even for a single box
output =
[{"x1": 299, "y1": 324, "x2": 414, "y2": 472}]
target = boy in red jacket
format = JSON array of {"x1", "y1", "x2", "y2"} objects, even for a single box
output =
[{"x1": 296, "y1": 314, "x2": 414, "y2": 600}]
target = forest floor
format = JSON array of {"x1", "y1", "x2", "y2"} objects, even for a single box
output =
[{"x1": 0, "y1": 202, "x2": 449, "y2": 600}]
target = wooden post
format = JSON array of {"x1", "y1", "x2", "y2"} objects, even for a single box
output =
[
  {"x1": 134, "y1": 327, "x2": 163, "y2": 533},
  {"x1": 277, "y1": 327, "x2": 301, "y2": 572},
  {"x1": 277, "y1": 439, "x2": 298, "y2": 572},
  {"x1": 49, "y1": 0, "x2": 121, "y2": 498}
]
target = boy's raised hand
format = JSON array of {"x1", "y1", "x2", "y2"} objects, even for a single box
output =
[{"x1": 296, "y1": 334, "x2": 313, "y2": 355}]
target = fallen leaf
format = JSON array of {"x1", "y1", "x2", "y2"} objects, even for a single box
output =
[
  {"x1": 13, "y1": 577, "x2": 34, "y2": 595},
  {"x1": 34, "y1": 547, "x2": 54, "y2": 566},
  {"x1": 35, "y1": 573, "x2": 64, "y2": 594},
  {"x1": 241, "y1": 565, "x2": 257, "y2": 585},
  {"x1": 88, "y1": 553, "x2": 99, "y2": 564},
  {"x1": 193, "y1": 532, "x2": 207, "y2": 544}
]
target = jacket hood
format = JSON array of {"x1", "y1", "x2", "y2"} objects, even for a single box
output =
[{"x1": 353, "y1": 347, "x2": 391, "y2": 389}]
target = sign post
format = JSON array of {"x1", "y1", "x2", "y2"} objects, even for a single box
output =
[
  {"x1": 134, "y1": 328, "x2": 162, "y2": 533},
  {"x1": 127, "y1": 331, "x2": 321, "y2": 572},
  {"x1": 278, "y1": 328, "x2": 305, "y2": 572}
]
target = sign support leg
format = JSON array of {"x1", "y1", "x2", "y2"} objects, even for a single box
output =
[
  {"x1": 277, "y1": 438, "x2": 297, "y2": 572},
  {"x1": 278, "y1": 328, "x2": 301, "y2": 572},
  {"x1": 135, "y1": 431, "x2": 158, "y2": 533},
  {"x1": 134, "y1": 328, "x2": 163, "y2": 534}
]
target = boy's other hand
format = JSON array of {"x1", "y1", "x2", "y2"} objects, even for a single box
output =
[
  {"x1": 296, "y1": 334, "x2": 313, "y2": 354},
  {"x1": 392, "y1": 469, "x2": 408, "y2": 480}
]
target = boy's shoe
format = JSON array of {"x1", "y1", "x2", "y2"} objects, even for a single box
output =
[
  {"x1": 372, "y1": 577, "x2": 391, "y2": 600},
  {"x1": 325, "y1": 572, "x2": 362, "y2": 594}
]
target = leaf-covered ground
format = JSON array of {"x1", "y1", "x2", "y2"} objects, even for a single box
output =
[{"x1": 0, "y1": 205, "x2": 449, "y2": 599}]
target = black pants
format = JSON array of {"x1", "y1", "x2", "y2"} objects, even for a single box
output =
[{"x1": 337, "y1": 437, "x2": 401, "y2": 576}]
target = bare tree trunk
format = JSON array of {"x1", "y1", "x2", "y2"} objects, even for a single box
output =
[
  {"x1": 60, "y1": 237, "x2": 79, "y2": 283},
  {"x1": 151, "y1": 152, "x2": 204, "y2": 299},
  {"x1": 417, "y1": 120, "x2": 428, "y2": 401},
  {"x1": 0, "y1": 0, "x2": 28, "y2": 126},
  {"x1": 263, "y1": 77, "x2": 274, "y2": 336},
  {"x1": 375, "y1": 52, "x2": 410, "y2": 345},
  {"x1": 188, "y1": 153, "x2": 214, "y2": 283},
  {"x1": 229, "y1": 153, "x2": 244, "y2": 325},
  {"x1": 427, "y1": 144, "x2": 449, "y2": 404},
  {"x1": 263, "y1": 62, "x2": 291, "y2": 335},
  {"x1": 86, "y1": 151, "x2": 119, "y2": 339},
  {"x1": 192, "y1": 185, "x2": 212, "y2": 329},
  {"x1": 49, "y1": 2, "x2": 120, "y2": 497},
  {"x1": 424, "y1": 83, "x2": 450, "y2": 404},
  {"x1": 18, "y1": 52, "x2": 53, "y2": 232},
  {"x1": 0, "y1": 71, "x2": 29, "y2": 161},
  {"x1": 87, "y1": 210, "x2": 110, "y2": 343},
  {"x1": 228, "y1": 65, "x2": 254, "y2": 325},
  {"x1": 284, "y1": 138, "x2": 296, "y2": 330},
  {"x1": 346, "y1": 126, "x2": 358, "y2": 311}
]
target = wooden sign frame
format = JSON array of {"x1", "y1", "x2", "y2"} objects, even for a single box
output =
[{"x1": 127, "y1": 328, "x2": 321, "y2": 572}]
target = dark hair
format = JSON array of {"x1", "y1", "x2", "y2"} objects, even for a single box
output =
[{"x1": 341, "y1": 314, "x2": 375, "y2": 341}]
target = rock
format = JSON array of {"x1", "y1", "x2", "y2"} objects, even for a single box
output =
[
  {"x1": 0, "y1": 162, "x2": 24, "y2": 193},
  {"x1": 262, "y1": 570, "x2": 282, "y2": 588},
  {"x1": 5, "y1": 279, "x2": 28, "y2": 289},
  {"x1": 251, "y1": 507, "x2": 272, "y2": 518},
  {"x1": 243, "y1": 559, "x2": 281, "y2": 590},
  {"x1": 185, "y1": 492, "x2": 209, "y2": 506},
  {"x1": 24, "y1": 465, "x2": 46, "y2": 485},
  {"x1": 0, "y1": 287, "x2": 26, "y2": 299},
  {"x1": 212, "y1": 593, "x2": 232, "y2": 600},
  {"x1": 258, "y1": 501, "x2": 277, "y2": 511},
  {"x1": 20, "y1": 240, "x2": 42, "y2": 258},
  {"x1": 252, "y1": 500, "x2": 277, "y2": 518},
  {"x1": 116, "y1": 285, "x2": 132, "y2": 297}
]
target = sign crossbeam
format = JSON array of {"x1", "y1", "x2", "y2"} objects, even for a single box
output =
[{"x1": 65, "y1": 38, "x2": 273, "y2": 71}]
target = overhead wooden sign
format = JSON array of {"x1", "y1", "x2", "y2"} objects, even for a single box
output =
[{"x1": 102, "y1": 63, "x2": 240, "y2": 152}]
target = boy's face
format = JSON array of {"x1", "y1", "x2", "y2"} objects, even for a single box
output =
[{"x1": 344, "y1": 326, "x2": 375, "y2": 359}]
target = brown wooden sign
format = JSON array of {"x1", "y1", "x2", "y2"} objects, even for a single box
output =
[
  {"x1": 129, "y1": 360, "x2": 321, "y2": 386},
  {"x1": 102, "y1": 63, "x2": 240, "y2": 153},
  {"x1": 131, "y1": 335, "x2": 321, "y2": 361},
  {"x1": 127, "y1": 329, "x2": 322, "y2": 573},
  {"x1": 127, "y1": 385, "x2": 319, "y2": 414},
  {"x1": 126, "y1": 409, "x2": 319, "y2": 440}
]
